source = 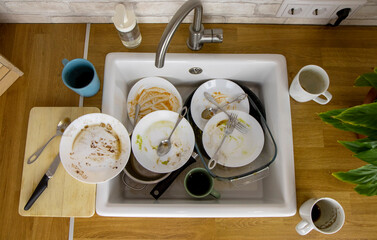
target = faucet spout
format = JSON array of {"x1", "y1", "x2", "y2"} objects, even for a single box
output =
[{"x1": 155, "y1": 0, "x2": 223, "y2": 68}]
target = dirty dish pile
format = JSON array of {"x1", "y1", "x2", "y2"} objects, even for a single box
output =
[
  {"x1": 124, "y1": 77, "x2": 195, "y2": 184},
  {"x1": 189, "y1": 79, "x2": 265, "y2": 170},
  {"x1": 59, "y1": 77, "x2": 268, "y2": 190}
]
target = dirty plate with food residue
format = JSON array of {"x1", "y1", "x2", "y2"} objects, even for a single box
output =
[
  {"x1": 202, "y1": 110, "x2": 264, "y2": 168},
  {"x1": 59, "y1": 113, "x2": 131, "y2": 184},
  {"x1": 190, "y1": 79, "x2": 249, "y2": 131},
  {"x1": 131, "y1": 110, "x2": 195, "y2": 174},
  {"x1": 127, "y1": 77, "x2": 183, "y2": 126}
]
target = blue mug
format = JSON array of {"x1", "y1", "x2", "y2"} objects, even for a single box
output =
[{"x1": 62, "y1": 58, "x2": 100, "y2": 97}]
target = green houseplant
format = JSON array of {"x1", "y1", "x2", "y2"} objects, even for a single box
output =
[{"x1": 319, "y1": 67, "x2": 377, "y2": 196}]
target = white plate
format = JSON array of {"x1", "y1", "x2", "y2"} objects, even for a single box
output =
[
  {"x1": 127, "y1": 77, "x2": 183, "y2": 125},
  {"x1": 131, "y1": 110, "x2": 195, "y2": 173},
  {"x1": 202, "y1": 110, "x2": 264, "y2": 168},
  {"x1": 190, "y1": 79, "x2": 249, "y2": 131},
  {"x1": 60, "y1": 113, "x2": 131, "y2": 184}
]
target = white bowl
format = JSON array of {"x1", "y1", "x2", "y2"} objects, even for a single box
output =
[
  {"x1": 60, "y1": 113, "x2": 131, "y2": 184},
  {"x1": 190, "y1": 79, "x2": 249, "y2": 131},
  {"x1": 127, "y1": 77, "x2": 183, "y2": 125},
  {"x1": 202, "y1": 110, "x2": 264, "y2": 168},
  {"x1": 131, "y1": 110, "x2": 195, "y2": 173}
]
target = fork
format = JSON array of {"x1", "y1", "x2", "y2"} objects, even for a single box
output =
[
  {"x1": 203, "y1": 92, "x2": 248, "y2": 134},
  {"x1": 207, "y1": 113, "x2": 237, "y2": 169}
]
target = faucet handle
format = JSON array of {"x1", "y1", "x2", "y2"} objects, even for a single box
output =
[
  {"x1": 211, "y1": 29, "x2": 223, "y2": 43},
  {"x1": 202, "y1": 28, "x2": 223, "y2": 43}
]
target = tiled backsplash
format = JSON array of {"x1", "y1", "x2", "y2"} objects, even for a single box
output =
[{"x1": 0, "y1": 0, "x2": 376, "y2": 25}]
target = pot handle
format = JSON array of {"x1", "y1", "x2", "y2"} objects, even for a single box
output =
[{"x1": 150, "y1": 153, "x2": 197, "y2": 200}]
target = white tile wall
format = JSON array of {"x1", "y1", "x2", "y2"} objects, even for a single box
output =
[
  {"x1": 134, "y1": 2, "x2": 183, "y2": 16},
  {"x1": 69, "y1": 2, "x2": 117, "y2": 15},
  {"x1": 256, "y1": 4, "x2": 281, "y2": 15},
  {"x1": 0, "y1": 3, "x2": 7, "y2": 13},
  {"x1": 353, "y1": 5, "x2": 377, "y2": 19},
  {"x1": 226, "y1": 16, "x2": 286, "y2": 24},
  {"x1": 4, "y1": 1, "x2": 70, "y2": 14},
  {"x1": 0, "y1": 13, "x2": 51, "y2": 23},
  {"x1": 51, "y1": 16, "x2": 111, "y2": 23},
  {"x1": 0, "y1": 0, "x2": 376, "y2": 25},
  {"x1": 203, "y1": 2, "x2": 256, "y2": 16}
]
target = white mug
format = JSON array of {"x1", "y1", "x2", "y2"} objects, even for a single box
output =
[
  {"x1": 296, "y1": 197, "x2": 345, "y2": 235},
  {"x1": 289, "y1": 65, "x2": 332, "y2": 104}
]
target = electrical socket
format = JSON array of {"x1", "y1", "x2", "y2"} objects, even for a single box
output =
[
  {"x1": 309, "y1": 5, "x2": 337, "y2": 18},
  {"x1": 281, "y1": 4, "x2": 311, "y2": 18},
  {"x1": 276, "y1": 0, "x2": 367, "y2": 19}
]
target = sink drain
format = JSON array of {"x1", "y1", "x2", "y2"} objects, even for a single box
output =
[{"x1": 189, "y1": 67, "x2": 203, "y2": 74}]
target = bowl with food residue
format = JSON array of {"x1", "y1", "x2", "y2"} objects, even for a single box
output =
[
  {"x1": 60, "y1": 113, "x2": 131, "y2": 183},
  {"x1": 127, "y1": 77, "x2": 183, "y2": 125},
  {"x1": 131, "y1": 110, "x2": 195, "y2": 174}
]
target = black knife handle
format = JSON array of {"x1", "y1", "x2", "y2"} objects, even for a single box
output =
[
  {"x1": 150, "y1": 156, "x2": 196, "y2": 200},
  {"x1": 24, "y1": 174, "x2": 49, "y2": 211}
]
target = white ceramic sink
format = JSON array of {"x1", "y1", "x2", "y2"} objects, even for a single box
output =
[{"x1": 97, "y1": 53, "x2": 296, "y2": 217}]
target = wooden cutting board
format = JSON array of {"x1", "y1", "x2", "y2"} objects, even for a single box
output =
[{"x1": 19, "y1": 107, "x2": 100, "y2": 217}]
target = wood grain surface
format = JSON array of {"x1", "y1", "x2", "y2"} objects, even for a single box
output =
[
  {"x1": 19, "y1": 107, "x2": 99, "y2": 217},
  {"x1": 0, "y1": 24, "x2": 86, "y2": 240},
  {"x1": 1, "y1": 23, "x2": 377, "y2": 239},
  {"x1": 0, "y1": 54, "x2": 24, "y2": 96}
]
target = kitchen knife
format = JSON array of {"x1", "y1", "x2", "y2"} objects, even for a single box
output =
[
  {"x1": 150, "y1": 152, "x2": 198, "y2": 200},
  {"x1": 24, "y1": 154, "x2": 61, "y2": 211}
]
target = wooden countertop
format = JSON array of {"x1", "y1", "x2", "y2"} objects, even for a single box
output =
[{"x1": 1, "y1": 23, "x2": 377, "y2": 240}]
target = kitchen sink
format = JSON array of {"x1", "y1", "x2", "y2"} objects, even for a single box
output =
[{"x1": 97, "y1": 52, "x2": 296, "y2": 217}]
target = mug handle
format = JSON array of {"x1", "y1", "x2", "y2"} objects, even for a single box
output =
[
  {"x1": 313, "y1": 91, "x2": 332, "y2": 105},
  {"x1": 62, "y1": 58, "x2": 69, "y2": 66},
  {"x1": 295, "y1": 220, "x2": 313, "y2": 235},
  {"x1": 210, "y1": 189, "x2": 221, "y2": 199}
]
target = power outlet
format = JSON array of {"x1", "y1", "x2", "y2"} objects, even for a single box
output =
[
  {"x1": 308, "y1": 5, "x2": 337, "y2": 18},
  {"x1": 276, "y1": 0, "x2": 367, "y2": 19},
  {"x1": 281, "y1": 4, "x2": 311, "y2": 18}
]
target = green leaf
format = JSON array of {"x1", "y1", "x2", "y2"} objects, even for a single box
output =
[
  {"x1": 319, "y1": 107, "x2": 377, "y2": 136},
  {"x1": 332, "y1": 164, "x2": 377, "y2": 185},
  {"x1": 339, "y1": 137, "x2": 377, "y2": 153},
  {"x1": 354, "y1": 72, "x2": 377, "y2": 88},
  {"x1": 374, "y1": 67, "x2": 377, "y2": 74},
  {"x1": 355, "y1": 148, "x2": 377, "y2": 165},
  {"x1": 354, "y1": 183, "x2": 377, "y2": 196},
  {"x1": 319, "y1": 108, "x2": 348, "y2": 131},
  {"x1": 340, "y1": 124, "x2": 377, "y2": 136},
  {"x1": 334, "y1": 103, "x2": 377, "y2": 131}
]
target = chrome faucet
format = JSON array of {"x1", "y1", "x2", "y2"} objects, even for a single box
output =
[{"x1": 155, "y1": 0, "x2": 223, "y2": 68}]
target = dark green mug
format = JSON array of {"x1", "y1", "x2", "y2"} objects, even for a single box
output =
[{"x1": 184, "y1": 168, "x2": 220, "y2": 199}]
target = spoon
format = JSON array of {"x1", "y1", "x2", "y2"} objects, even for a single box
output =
[
  {"x1": 27, "y1": 118, "x2": 71, "y2": 164},
  {"x1": 129, "y1": 104, "x2": 140, "y2": 136},
  {"x1": 156, "y1": 107, "x2": 188, "y2": 157},
  {"x1": 134, "y1": 104, "x2": 140, "y2": 126},
  {"x1": 201, "y1": 93, "x2": 247, "y2": 120}
]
